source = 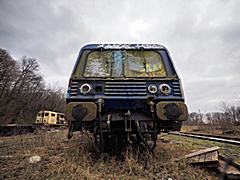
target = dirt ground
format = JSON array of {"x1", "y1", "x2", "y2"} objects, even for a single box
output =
[{"x1": 0, "y1": 130, "x2": 224, "y2": 179}]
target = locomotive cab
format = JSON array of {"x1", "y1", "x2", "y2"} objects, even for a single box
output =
[{"x1": 66, "y1": 44, "x2": 188, "y2": 151}]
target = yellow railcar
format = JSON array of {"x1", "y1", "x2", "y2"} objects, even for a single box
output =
[{"x1": 35, "y1": 110, "x2": 67, "y2": 125}]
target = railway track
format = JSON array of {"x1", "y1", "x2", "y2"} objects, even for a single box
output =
[
  {"x1": 178, "y1": 132, "x2": 240, "y2": 141},
  {"x1": 169, "y1": 131, "x2": 240, "y2": 146},
  {"x1": 167, "y1": 132, "x2": 240, "y2": 178}
]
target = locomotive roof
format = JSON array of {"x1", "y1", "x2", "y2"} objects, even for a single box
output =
[{"x1": 81, "y1": 44, "x2": 167, "y2": 50}]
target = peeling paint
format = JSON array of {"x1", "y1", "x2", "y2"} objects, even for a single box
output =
[{"x1": 97, "y1": 44, "x2": 164, "y2": 49}]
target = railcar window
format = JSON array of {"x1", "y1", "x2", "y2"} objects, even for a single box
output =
[
  {"x1": 124, "y1": 51, "x2": 167, "y2": 77},
  {"x1": 83, "y1": 50, "x2": 166, "y2": 78},
  {"x1": 84, "y1": 51, "x2": 111, "y2": 77}
]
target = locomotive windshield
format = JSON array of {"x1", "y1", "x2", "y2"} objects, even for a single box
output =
[
  {"x1": 83, "y1": 50, "x2": 167, "y2": 77},
  {"x1": 84, "y1": 51, "x2": 111, "y2": 77}
]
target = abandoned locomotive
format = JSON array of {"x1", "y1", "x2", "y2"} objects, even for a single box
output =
[{"x1": 66, "y1": 44, "x2": 188, "y2": 151}]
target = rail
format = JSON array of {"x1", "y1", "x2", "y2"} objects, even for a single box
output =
[{"x1": 169, "y1": 132, "x2": 240, "y2": 146}]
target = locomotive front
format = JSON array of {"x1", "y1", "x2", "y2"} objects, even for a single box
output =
[{"x1": 66, "y1": 44, "x2": 188, "y2": 151}]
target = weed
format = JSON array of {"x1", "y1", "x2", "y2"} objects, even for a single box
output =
[{"x1": 0, "y1": 130, "x2": 218, "y2": 179}]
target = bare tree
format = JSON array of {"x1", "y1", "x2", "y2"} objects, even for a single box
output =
[
  {"x1": 220, "y1": 102, "x2": 238, "y2": 124},
  {"x1": 186, "y1": 112, "x2": 204, "y2": 125},
  {"x1": 0, "y1": 49, "x2": 66, "y2": 125}
]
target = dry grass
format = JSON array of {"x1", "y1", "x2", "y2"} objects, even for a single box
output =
[{"x1": 0, "y1": 130, "x2": 218, "y2": 179}]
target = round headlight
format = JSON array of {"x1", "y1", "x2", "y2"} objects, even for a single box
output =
[
  {"x1": 159, "y1": 84, "x2": 171, "y2": 95},
  {"x1": 80, "y1": 83, "x2": 92, "y2": 95},
  {"x1": 148, "y1": 84, "x2": 158, "y2": 94}
]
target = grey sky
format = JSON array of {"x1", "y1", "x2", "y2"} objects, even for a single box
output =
[{"x1": 0, "y1": 0, "x2": 239, "y2": 112}]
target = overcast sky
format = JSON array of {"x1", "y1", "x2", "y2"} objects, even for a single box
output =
[{"x1": 0, "y1": 0, "x2": 239, "y2": 112}]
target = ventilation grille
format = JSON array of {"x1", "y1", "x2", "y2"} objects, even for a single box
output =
[
  {"x1": 70, "y1": 81, "x2": 78, "y2": 96},
  {"x1": 172, "y1": 81, "x2": 181, "y2": 96},
  {"x1": 104, "y1": 81, "x2": 147, "y2": 96}
]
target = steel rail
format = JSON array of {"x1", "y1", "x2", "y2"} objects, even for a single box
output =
[
  {"x1": 178, "y1": 132, "x2": 240, "y2": 141},
  {"x1": 169, "y1": 132, "x2": 240, "y2": 146}
]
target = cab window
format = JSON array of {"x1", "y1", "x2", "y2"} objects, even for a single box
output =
[
  {"x1": 124, "y1": 51, "x2": 167, "y2": 77},
  {"x1": 82, "y1": 50, "x2": 167, "y2": 78},
  {"x1": 83, "y1": 51, "x2": 111, "y2": 77}
]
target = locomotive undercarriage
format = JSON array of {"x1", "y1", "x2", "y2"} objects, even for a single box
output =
[
  {"x1": 67, "y1": 97, "x2": 186, "y2": 152},
  {"x1": 93, "y1": 112, "x2": 158, "y2": 153},
  {"x1": 69, "y1": 102, "x2": 158, "y2": 152}
]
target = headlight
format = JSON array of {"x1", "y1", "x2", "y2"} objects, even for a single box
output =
[
  {"x1": 159, "y1": 84, "x2": 171, "y2": 95},
  {"x1": 148, "y1": 84, "x2": 157, "y2": 94},
  {"x1": 80, "y1": 83, "x2": 92, "y2": 95}
]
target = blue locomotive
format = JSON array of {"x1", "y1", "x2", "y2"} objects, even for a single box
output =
[{"x1": 66, "y1": 44, "x2": 188, "y2": 151}]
